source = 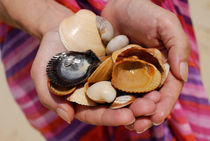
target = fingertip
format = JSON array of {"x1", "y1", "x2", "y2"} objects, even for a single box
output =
[
  {"x1": 57, "y1": 103, "x2": 75, "y2": 123},
  {"x1": 133, "y1": 118, "x2": 152, "y2": 133},
  {"x1": 129, "y1": 98, "x2": 156, "y2": 117},
  {"x1": 144, "y1": 91, "x2": 160, "y2": 103}
]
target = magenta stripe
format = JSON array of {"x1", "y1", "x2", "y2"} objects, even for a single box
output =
[{"x1": 0, "y1": 24, "x2": 8, "y2": 38}]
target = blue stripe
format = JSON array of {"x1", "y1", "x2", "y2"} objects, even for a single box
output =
[
  {"x1": 174, "y1": 5, "x2": 192, "y2": 26},
  {"x1": 6, "y1": 46, "x2": 38, "y2": 78},
  {"x1": 2, "y1": 32, "x2": 30, "y2": 58},
  {"x1": 179, "y1": 94, "x2": 210, "y2": 105},
  {"x1": 187, "y1": 78, "x2": 203, "y2": 85},
  {"x1": 47, "y1": 120, "x2": 94, "y2": 141}
]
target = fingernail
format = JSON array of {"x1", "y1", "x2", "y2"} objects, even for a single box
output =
[
  {"x1": 56, "y1": 108, "x2": 71, "y2": 124},
  {"x1": 180, "y1": 62, "x2": 188, "y2": 82},
  {"x1": 136, "y1": 127, "x2": 149, "y2": 134},
  {"x1": 152, "y1": 120, "x2": 164, "y2": 126},
  {"x1": 127, "y1": 118, "x2": 136, "y2": 125}
]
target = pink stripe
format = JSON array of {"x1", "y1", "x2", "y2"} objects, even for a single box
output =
[
  {"x1": 173, "y1": 0, "x2": 190, "y2": 17},
  {"x1": 0, "y1": 24, "x2": 8, "y2": 38},
  {"x1": 170, "y1": 118, "x2": 193, "y2": 135},
  {"x1": 9, "y1": 76, "x2": 35, "y2": 99},
  {"x1": 182, "y1": 104, "x2": 210, "y2": 115},
  {"x1": 3, "y1": 37, "x2": 39, "y2": 71},
  {"x1": 15, "y1": 89, "x2": 37, "y2": 105},
  {"x1": 191, "y1": 121, "x2": 210, "y2": 135},
  {"x1": 182, "y1": 83, "x2": 207, "y2": 99},
  {"x1": 185, "y1": 110, "x2": 210, "y2": 129},
  {"x1": 29, "y1": 111, "x2": 58, "y2": 128}
]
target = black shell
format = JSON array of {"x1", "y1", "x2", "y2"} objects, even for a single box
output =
[{"x1": 46, "y1": 50, "x2": 101, "y2": 87}]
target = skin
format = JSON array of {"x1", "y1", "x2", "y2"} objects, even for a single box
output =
[{"x1": 0, "y1": 0, "x2": 190, "y2": 133}]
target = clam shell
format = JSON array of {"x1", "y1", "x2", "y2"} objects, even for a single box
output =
[
  {"x1": 66, "y1": 87, "x2": 97, "y2": 106},
  {"x1": 160, "y1": 63, "x2": 170, "y2": 86},
  {"x1": 112, "y1": 44, "x2": 164, "y2": 73},
  {"x1": 111, "y1": 56, "x2": 162, "y2": 93},
  {"x1": 48, "y1": 81, "x2": 76, "y2": 96},
  {"x1": 59, "y1": 10, "x2": 105, "y2": 57},
  {"x1": 110, "y1": 95, "x2": 136, "y2": 109}
]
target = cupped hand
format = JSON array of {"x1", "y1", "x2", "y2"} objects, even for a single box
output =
[
  {"x1": 102, "y1": 0, "x2": 190, "y2": 132},
  {"x1": 31, "y1": 28, "x2": 141, "y2": 126}
]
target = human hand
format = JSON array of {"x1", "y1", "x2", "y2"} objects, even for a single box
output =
[{"x1": 102, "y1": 0, "x2": 190, "y2": 132}]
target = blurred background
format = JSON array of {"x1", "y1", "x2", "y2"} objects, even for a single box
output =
[{"x1": 0, "y1": 0, "x2": 210, "y2": 140}]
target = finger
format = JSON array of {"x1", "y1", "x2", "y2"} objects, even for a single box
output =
[
  {"x1": 130, "y1": 117, "x2": 152, "y2": 134},
  {"x1": 75, "y1": 105, "x2": 135, "y2": 126},
  {"x1": 129, "y1": 97, "x2": 156, "y2": 117},
  {"x1": 158, "y1": 12, "x2": 190, "y2": 82},
  {"x1": 151, "y1": 72, "x2": 183, "y2": 124},
  {"x1": 143, "y1": 91, "x2": 160, "y2": 103}
]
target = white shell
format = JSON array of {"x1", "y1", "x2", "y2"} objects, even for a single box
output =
[
  {"x1": 160, "y1": 63, "x2": 170, "y2": 86},
  {"x1": 96, "y1": 16, "x2": 114, "y2": 45},
  {"x1": 59, "y1": 10, "x2": 105, "y2": 57},
  {"x1": 86, "y1": 81, "x2": 116, "y2": 103},
  {"x1": 106, "y1": 35, "x2": 129, "y2": 55}
]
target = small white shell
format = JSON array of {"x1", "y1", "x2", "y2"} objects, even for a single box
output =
[
  {"x1": 106, "y1": 35, "x2": 129, "y2": 55},
  {"x1": 96, "y1": 16, "x2": 114, "y2": 45},
  {"x1": 110, "y1": 95, "x2": 136, "y2": 109},
  {"x1": 86, "y1": 81, "x2": 116, "y2": 103}
]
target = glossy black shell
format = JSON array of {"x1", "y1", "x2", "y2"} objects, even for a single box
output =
[{"x1": 46, "y1": 50, "x2": 101, "y2": 87}]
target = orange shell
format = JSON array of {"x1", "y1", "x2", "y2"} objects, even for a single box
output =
[
  {"x1": 111, "y1": 56, "x2": 161, "y2": 93},
  {"x1": 84, "y1": 56, "x2": 113, "y2": 93},
  {"x1": 48, "y1": 81, "x2": 76, "y2": 96}
]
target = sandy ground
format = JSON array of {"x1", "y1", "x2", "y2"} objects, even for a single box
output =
[{"x1": 0, "y1": 0, "x2": 210, "y2": 141}]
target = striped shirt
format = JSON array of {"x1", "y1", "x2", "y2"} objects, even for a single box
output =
[{"x1": 1, "y1": 0, "x2": 210, "y2": 140}]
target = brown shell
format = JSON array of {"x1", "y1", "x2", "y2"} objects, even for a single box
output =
[
  {"x1": 111, "y1": 56, "x2": 162, "y2": 93},
  {"x1": 66, "y1": 87, "x2": 97, "y2": 106},
  {"x1": 48, "y1": 81, "x2": 76, "y2": 96},
  {"x1": 84, "y1": 56, "x2": 113, "y2": 92},
  {"x1": 110, "y1": 95, "x2": 136, "y2": 109}
]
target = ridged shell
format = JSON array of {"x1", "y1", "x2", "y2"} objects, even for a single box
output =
[
  {"x1": 66, "y1": 87, "x2": 97, "y2": 106},
  {"x1": 59, "y1": 10, "x2": 105, "y2": 57},
  {"x1": 111, "y1": 56, "x2": 162, "y2": 93},
  {"x1": 48, "y1": 81, "x2": 76, "y2": 96},
  {"x1": 110, "y1": 95, "x2": 136, "y2": 109},
  {"x1": 46, "y1": 50, "x2": 101, "y2": 88}
]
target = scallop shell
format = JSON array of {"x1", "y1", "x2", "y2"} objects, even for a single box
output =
[
  {"x1": 66, "y1": 87, "x2": 97, "y2": 106},
  {"x1": 110, "y1": 95, "x2": 136, "y2": 109},
  {"x1": 59, "y1": 10, "x2": 105, "y2": 57},
  {"x1": 111, "y1": 56, "x2": 162, "y2": 93},
  {"x1": 48, "y1": 81, "x2": 76, "y2": 96},
  {"x1": 46, "y1": 50, "x2": 101, "y2": 88}
]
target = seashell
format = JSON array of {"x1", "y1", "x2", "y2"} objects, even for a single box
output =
[
  {"x1": 46, "y1": 50, "x2": 101, "y2": 88},
  {"x1": 106, "y1": 35, "x2": 129, "y2": 55},
  {"x1": 59, "y1": 10, "x2": 106, "y2": 57},
  {"x1": 160, "y1": 63, "x2": 170, "y2": 86},
  {"x1": 87, "y1": 56, "x2": 113, "y2": 84},
  {"x1": 86, "y1": 81, "x2": 117, "y2": 103},
  {"x1": 48, "y1": 81, "x2": 76, "y2": 96},
  {"x1": 111, "y1": 56, "x2": 162, "y2": 93},
  {"x1": 66, "y1": 87, "x2": 97, "y2": 106},
  {"x1": 110, "y1": 95, "x2": 136, "y2": 109},
  {"x1": 96, "y1": 16, "x2": 114, "y2": 45},
  {"x1": 112, "y1": 44, "x2": 164, "y2": 73}
]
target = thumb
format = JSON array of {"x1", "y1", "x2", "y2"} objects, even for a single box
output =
[{"x1": 158, "y1": 13, "x2": 190, "y2": 82}]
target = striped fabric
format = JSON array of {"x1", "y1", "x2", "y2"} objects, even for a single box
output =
[{"x1": 0, "y1": 0, "x2": 210, "y2": 140}]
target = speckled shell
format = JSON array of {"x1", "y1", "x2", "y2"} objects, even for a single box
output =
[
  {"x1": 59, "y1": 10, "x2": 105, "y2": 57},
  {"x1": 111, "y1": 56, "x2": 162, "y2": 93}
]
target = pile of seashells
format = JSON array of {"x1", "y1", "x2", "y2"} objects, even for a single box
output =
[{"x1": 46, "y1": 10, "x2": 169, "y2": 109}]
